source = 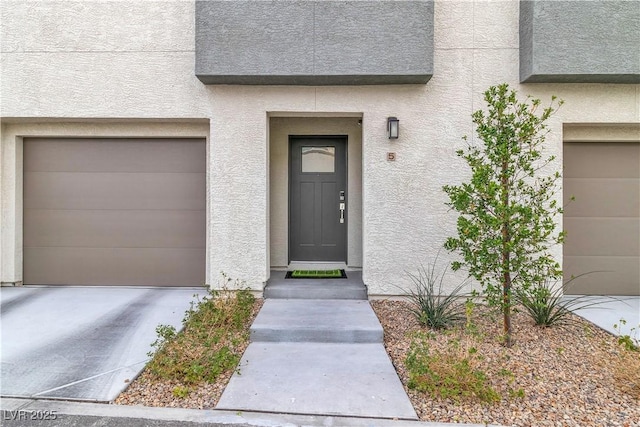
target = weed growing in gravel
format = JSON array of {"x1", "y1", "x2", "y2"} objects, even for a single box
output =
[
  {"x1": 172, "y1": 386, "x2": 190, "y2": 398},
  {"x1": 508, "y1": 387, "x2": 525, "y2": 399},
  {"x1": 464, "y1": 299, "x2": 477, "y2": 334},
  {"x1": 614, "y1": 319, "x2": 639, "y2": 352},
  {"x1": 405, "y1": 332, "x2": 500, "y2": 403},
  {"x1": 145, "y1": 277, "x2": 255, "y2": 390}
]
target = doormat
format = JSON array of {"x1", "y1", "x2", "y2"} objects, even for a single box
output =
[{"x1": 285, "y1": 269, "x2": 347, "y2": 279}]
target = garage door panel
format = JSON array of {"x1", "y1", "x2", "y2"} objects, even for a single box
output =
[
  {"x1": 563, "y1": 141, "x2": 640, "y2": 296},
  {"x1": 23, "y1": 137, "x2": 206, "y2": 286},
  {"x1": 24, "y1": 138, "x2": 206, "y2": 173},
  {"x1": 564, "y1": 218, "x2": 639, "y2": 256},
  {"x1": 564, "y1": 256, "x2": 640, "y2": 296},
  {"x1": 563, "y1": 178, "x2": 639, "y2": 217},
  {"x1": 24, "y1": 210, "x2": 205, "y2": 249},
  {"x1": 24, "y1": 172, "x2": 205, "y2": 211},
  {"x1": 24, "y1": 248, "x2": 205, "y2": 286},
  {"x1": 564, "y1": 142, "x2": 640, "y2": 178}
]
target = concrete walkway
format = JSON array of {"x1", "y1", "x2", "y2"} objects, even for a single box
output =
[{"x1": 216, "y1": 272, "x2": 418, "y2": 420}]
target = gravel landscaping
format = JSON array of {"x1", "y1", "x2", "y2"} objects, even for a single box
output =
[
  {"x1": 115, "y1": 293, "x2": 639, "y2": 426},
  {"x1": 115, "y1": 297, "x2": 263, "y2": 410},
  {"x1": 371, "y1": 300, "x2": 640, "y2": 427}
]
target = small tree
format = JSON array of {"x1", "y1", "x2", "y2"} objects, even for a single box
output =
[{"x1": 443, "y1": 83, "x2": 564, "y2": 347}]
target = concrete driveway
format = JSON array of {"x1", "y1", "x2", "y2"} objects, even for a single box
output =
[
  {"x1": 564, "y1": 295, "x2": 640, "y2": 344},
  {"x1": 1, "y1": 286, "x2": 204, "y2": 402}
]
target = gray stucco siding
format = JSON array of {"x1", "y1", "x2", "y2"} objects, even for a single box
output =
[
  {"x1": 520, "y1": 0, "x2": 640, "y2": 83},
  {"x1": 195, "y1": 0, "x2": 433, "y2": 85},
  {"x1": 196, "y1": 1, "x2": 314, "y2": 77}
]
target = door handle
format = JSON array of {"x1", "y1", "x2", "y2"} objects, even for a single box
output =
[{"x1": 339, "y1": 202, "x2": 345, "y2": 224}]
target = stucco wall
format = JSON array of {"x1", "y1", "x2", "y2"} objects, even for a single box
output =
[
  {"x1": 0, "y1": 1, "x2": 210, "y2": 119},
  {"x1": 2, "y1": 0, "x2": 639, "y2": 293},
  {"x1": 269, "y1": 116, "x2": 363, "y2": 268}
]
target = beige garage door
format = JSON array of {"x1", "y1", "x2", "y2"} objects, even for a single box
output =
[
  {"x1": 24, "y1": 138, "x2": 206, "y2": 286},
  {"x1": 563, "y1": 142, "x2": 640, "y2": 295}
]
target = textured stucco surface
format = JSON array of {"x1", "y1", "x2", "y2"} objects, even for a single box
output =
[
  {"x1": 269, "y1": 117, "x2": 363, "y2": 268},
  {"x1": 1, "y1": 0, "x2": 209, "y2": 119},
  {"x1": 520, "y1": 0, "x2": 640, "y2": 83},
  {"x1": 1, "y1": 1, "x2": 193, "y2": 53},
  {"x1": 195, "y1": 0, "x2": 433, "y2": 85},
  {"x1": 1, "y1": 1, "x2": 640, "y2": 294}
]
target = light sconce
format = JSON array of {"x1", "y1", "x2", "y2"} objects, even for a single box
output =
[{"x1": 387, "y1": 117, "x2": 399, "y2": 139}]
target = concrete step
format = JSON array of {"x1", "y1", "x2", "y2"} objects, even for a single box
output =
[
  {"x1": 264, "y1": 270, "x2": 367, "y2": 300},
  {"x1": 216, "y1": 342, "x2": 418, "y2": 420},
  {"x1": 250, "y1": 299, "x2": 383, "y2": 343}
]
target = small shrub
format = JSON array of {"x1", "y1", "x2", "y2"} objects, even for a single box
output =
[
  {"x1": 617, "y1": 335, "x2": 638, "y2": 352},
  {"x1": 405, "y1": 332, "x2": 500, "y2": 403},
  {"x1": 148, "y1": 324, "x2": 177, "y2": 357},
  {"x1": 172, "y1": 386, "x2": 190, "y2": 398},
  {"x1": 614, "y1": 319, "x2": 639, "y2": 352},
  {"x1": 514, "y1": 275, "x2": 608, "y2": 327},
  {"x1": 145, "y1": 278, "x2": 256, "y2": 384},
  {"x1": 404, "y1": 255, "x2": 468, "y2": 330},
  {"x1": 206, "y1": 346, "x2": 240, "y2": 380}
]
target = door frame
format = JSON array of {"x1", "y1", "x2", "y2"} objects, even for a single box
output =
[{"x1": 288, "y1": 135, "x2": 348, "y2": 263}]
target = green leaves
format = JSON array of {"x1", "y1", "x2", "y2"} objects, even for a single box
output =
[
  {"x1": 443, "y1": 83, "x2": 564, "y2": 345},
  {"x1": 405, "y1": 332, "x2": 500, "y2": 403},
  {"x1": 146, "y1": 286, "x2": 256, "y2": 384},
  {"x1": 404, "y1": 256, "x2": 469, "y2": 330},
  {"x1": 514, "y1": 277, "x2": 610, "y2": 327}
]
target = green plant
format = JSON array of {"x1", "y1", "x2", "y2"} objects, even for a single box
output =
[
  {"x1": 172, "y1": 385, "x2": 190, "y2": 398},
  {"x1": 464, "y1": 296, "x2": 483, "y2": 337},
  {"x1": 443, "y1": 83, "x2": 564, "y2": 346},
  {"x1": 514, "y1": 275, "x2": 609, "y2": 327},
  {"x1": 509, "y1": 388, "x2": 525, "y2": 399},
  {"x1": 614, "y1": 319, "x2": 639, "y2": 352},
  {"x1": 145, "y1": 275, "x2": 256, "y2": 384},
  {"x1": 148, "y1": 324, "x2": 178, "y2": 358},
  {"x1": 498, "y1": 368, "x2": 513, "y2": 378},
  {"x1": 405, "y1": 332, "x2": 500, "y2": 403},
  {"x1": 404, "y1": 255, "x2": 469, "y2": 330}
]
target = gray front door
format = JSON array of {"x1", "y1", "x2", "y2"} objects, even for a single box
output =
[{"x1": 289, "y1": 136, "x2": 347, "y2": 262}]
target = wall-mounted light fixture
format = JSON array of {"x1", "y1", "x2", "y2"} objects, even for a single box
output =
[{"x1": 387, "y1": 117, "x2": 399, "y2": 139}]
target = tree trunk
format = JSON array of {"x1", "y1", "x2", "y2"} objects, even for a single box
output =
[
  {"x1": 501, "y1": 160, "x2": 512, "y2": 347},
  {"x1": 502, "y1": 262, "x2": 512, "y2": 347}
]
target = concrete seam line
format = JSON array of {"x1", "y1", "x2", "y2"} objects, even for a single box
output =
[{"x1": 32, "y1": 359, "x2": 148, "y2": 397}]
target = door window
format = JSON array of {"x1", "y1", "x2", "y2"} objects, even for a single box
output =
[{"x1": 301, "y1": 146, "x2": 335, "y2": 173}]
